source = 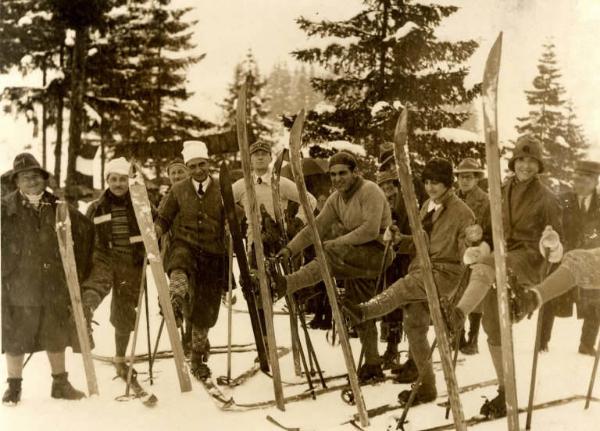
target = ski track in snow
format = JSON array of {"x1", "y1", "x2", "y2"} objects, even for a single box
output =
[{"x1": 1, "y1": 263, "x2": 599, "y2": 430}]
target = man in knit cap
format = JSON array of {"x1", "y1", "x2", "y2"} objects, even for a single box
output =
[
  {"x1": 448, "y1": 135, "x2": 563, "y2": 419},
  {"x1": 81, "y1": 157, "x2": 147, "y2": 384},
  {"x1": 344, "y1": 157, "x2": 476, "y2": 405},
  {"x1": 454, "y1": 158, "x2": 489, "y2": 355},
  {"x1": 2, "y1": 153, "x2": 94, "y2": 405},
  {"x1": 274, "y1": 151, "x2": 394, "y2": 383},
  {"x1": 154, "y1": 140, "x2": 228, "y2": 380},
  {"x1": 166, "y1": 158, "x2": 189, "y2": 186}
]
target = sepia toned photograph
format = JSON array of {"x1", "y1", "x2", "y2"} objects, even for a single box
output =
[{"x1": 1, "y1": 1, "x2": 599, "y2": 430}]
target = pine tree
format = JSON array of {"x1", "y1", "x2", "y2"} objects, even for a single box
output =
[
  {"x1": 221, "y1": 50, "x2": 271, "y2": 143},
  {"x1": 289, "y1": 0, "x2": 481, "y2": 168},
  {"x1": 265, "y1": 62, "x2": 293, "y2": 120},
  {"x1": 515, "y1": 41, "x2": 588, "y2": 183}
]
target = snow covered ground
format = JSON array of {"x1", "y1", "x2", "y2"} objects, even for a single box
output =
[{"x1": 2, "y1": 263, "x2": 599, "y2": 431}]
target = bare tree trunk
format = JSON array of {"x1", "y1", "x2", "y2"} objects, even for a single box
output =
[
  {"x1": 54, "y1": 47, "x2": 65, "y2": 183},
  {"x1": 66, "y1": 27, "x2": 88, "y2": 187},
  {"x1": 42, "y1": 59, "x2": 47, "y2": 169}
]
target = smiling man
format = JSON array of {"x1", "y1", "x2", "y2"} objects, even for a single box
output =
[
  {"x1": 81, "y1": 157, "x2": 148, "y2": 386},
  {"x1": 274, "y1": 150, "x2": 393, "y2": 382},
  {"x1": 154, "y1": 140, "x2": 228, "y2": 380},
  {"x1": 343, "y1": 157, "x2": 476, "y2": 405}
]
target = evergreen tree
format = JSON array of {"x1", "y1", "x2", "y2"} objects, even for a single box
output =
[
  {"x1": 221, "y1": 50, "x2": 271, "y2": 143},
  {"x1": 515, "y1": 41, "x2": 588, "y2": 183},
  {"x1": 265, "y1": 62, "x2": 293, "y2": 120},
  {"x1": 289, "y1": 0, "x2": 481, "y2": 168}
]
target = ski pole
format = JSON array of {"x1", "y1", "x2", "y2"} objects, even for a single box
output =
[
  {"x1": 143, "y1": 272, "x2": 153, "y2": 385},
  {"x1": 150, "y1": 318, "x2": 165, "y2": 372},
  {"x1": 126, "y1": 257, "x2": 148, "y2": 397},
  {"x1": 396, "y1": 339, "x2": 438, "y2": 430},
  {"x1": 445, "y1": 336, "x2": 462, "y2": 419},
  {"x1": 526, "y1": 248, "x2": 553, "y2": 430},
  {"x1": 585, "y1": 329, "x2": 600, "y2": 409},
  {"x1": 297, "y1": 306, "x2": 326, "y2": 388}
]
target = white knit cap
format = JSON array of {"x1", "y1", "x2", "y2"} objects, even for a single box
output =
[
  {"x1": 181, "y1": 140, "x2": 209, "y2": 163},
  {"x1": 105, "y1": 157, "x2": 130, "y2": 179}
]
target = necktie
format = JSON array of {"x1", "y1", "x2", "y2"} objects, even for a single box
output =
[
  {"x1": 422, "y1": 209, "x2": 435, "y2": 238},
  {"x1": 197, "y1": 182, "x2": 204, "y2": 195},
  {"x1": 257, "y1": 177, "x2": 262, "y2": 185}
]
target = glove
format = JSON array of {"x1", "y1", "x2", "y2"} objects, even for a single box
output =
[
  {"x1": 463, "y1": 241, "x2": 491, "y2": 265},
  {"x1": 83, "y1": 305, "x2": 94, "y2": 323},
  {"x1": 445, "y1": 306, "x2": 466, "y2": 343},
  {"x1": 276, "y1": 246, "x2": 292, "y2": 261},
  {"x1": 511, "y1": 288, "x2": 540, "y2": 323},
  {"x1": 465, "y1": 224, "x2": 483, "y2": 245},
  {"x1": 221, "y1": 291, "x2": 237, "y2": 307},
  {"x1": 539, "y1": 225, "x2": 563, "y2": 263}
]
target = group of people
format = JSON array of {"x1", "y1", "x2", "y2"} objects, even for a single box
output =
[{"x1": 2, "y1": 135, "x2": 599, "y2": 422}]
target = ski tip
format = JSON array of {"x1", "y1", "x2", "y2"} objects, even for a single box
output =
[{"x1": 142, "y1": 394, "x2": 158, "y2": 407}]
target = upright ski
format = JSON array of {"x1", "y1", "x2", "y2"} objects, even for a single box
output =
[
  {"x1": 482, "y1": 32, "x2": 519, "y2": 431},
  {"x1": 288, "y1": 110, "x2": 369, "y2": 427},
  {"x1": 219, "y1": 162, "x2": 270, "y2": 372},
  {"x1": 391, "y1": 109, "x2": 466, "y2": 430},
  {"x1": 236, "y1": 81, "x2": 285, "y2": 410},
  {"x1": 55, "y1": 202, "x2": 99, "y2": 396},
  {"x1": 129, "y1": 166, "x2": 192, "y2": 393}
]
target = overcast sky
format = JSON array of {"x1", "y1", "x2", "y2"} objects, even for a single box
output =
[{"x1": 1, "y1": 0, "x2": 599, "y2": 173}]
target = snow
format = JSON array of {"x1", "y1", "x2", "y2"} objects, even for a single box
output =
[
  {"x1": 383, "y1": 21, "x2": 420, "y2": 42},
  {"x1": 313, "y1": 101, "x2": 337, "y2": 115},
  {"x1": 87, "y1": 48, "x2": 98, "y2": 57},
  {"x1": 556, "y1": 135, "x2": 569, "y2": 148},
  {"x1": 310, "y1": 140, "x2": 366, "y2": 156},
  {"x1": 17, "y1": 16, "x2": 32, "y2": 27},
  {"x1": 437, "y1": 127, "x2": 484, "y2": 143},
  {"x1": 370, "y1": 101, "x2": 389, "y2": 117},
  {"x1": 19, "y1": 55, "x2": 33, "y2": 68},
  {"x1": 106, "y1": 5, "x2": 130, "y2": 19},
  {"x1": 64, "y1": 29, "x2": 76, "y2": 47},
  {"x1": 298, "y1": 35, "x2": 361, "y2": 51},
  {"x1": 2, "y1": 261, "x2": 599, "y2": 431}
]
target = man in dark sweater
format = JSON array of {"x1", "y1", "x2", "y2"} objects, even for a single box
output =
[
  {"x1": 82, "y1": 157, "x2": 146, "y2": 383},
  {"x1": 155, "y1": 141, "x2": 228, "y2": 380}
]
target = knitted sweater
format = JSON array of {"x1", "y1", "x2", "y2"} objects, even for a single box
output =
[{"x1": 288, "y1": 178, "x2": 391, "y2": 255}]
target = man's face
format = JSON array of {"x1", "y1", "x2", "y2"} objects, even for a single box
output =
[
  {"x1": 186, "y1": 158, "x2": 210, "y2": 182},
  {"x1": 16, "y1": 170, "x2": 46, "y2": 195},
  {"x1": 250, "y1": 150, "x2": 272, "y2": 171},
  {"x1": 457, "y1": 173, "x2": 479, "y2": 193},
  {"x1": 168, "y1": 165, "x2": 189, "y2": 185},
  {"x1": 573, "y1": 173, "x2": 598, "y2": 197},
  {"x1": 380, "y1": 181, "x2": 398, "y2": 206},
  {"x1": 514, "y1": 157, "x2": 540, "y2": 182},
  {"x1": 424, "y1": 180, "x2": 448, "y2": 202},
  {"x1": 329, "y1": 164, "x2": 356, "y2": 193},
  {"x1": 107, "y1": 173, "x2": 129, "y2": 197}
]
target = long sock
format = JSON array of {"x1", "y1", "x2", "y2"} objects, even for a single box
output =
[
  {"x1": 359, "y1": 284, "x2": 404, "y2": 321},
  {"x1": 6, "y1": 354, "x2": 25, "y2": 379},
  {"x1": 488, "y1": 343, "x2": 504, "y2": 385},
  {"x1": 457, "y1": 263, "x2": 495, "y2": 315},
  {"x1": 468, "y1": 313, "x2": 482, "y2": 342},
  {"x1": 534, "y1": 266, "x2": 577, "y2": 304},
  {"x1": 46, "y1": 351, "x2": 66, "y2": 375},
  {"x1": 115, "y1": 331, "x2": 130, "y2": 358}
]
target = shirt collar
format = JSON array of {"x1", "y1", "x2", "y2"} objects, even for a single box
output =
[
  {"x1": 427, "y1": 200, "x2": 442, "y2": 213},
  {"x1": 253, "y1": 170, "x2": 271, "y2": 185},
  {"x1": 191, "y1": 176, "x2": 211, "y2": 193}
]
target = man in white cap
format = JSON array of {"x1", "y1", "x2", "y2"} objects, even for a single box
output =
[
  {"x1": 81, "y1": 157, "x2": 147, "y2": 387},
  {"x1": 154, "y1": 141, "x2": 228, "y2": 380}
]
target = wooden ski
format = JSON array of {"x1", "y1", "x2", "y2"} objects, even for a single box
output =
[
  {"x1": 236, "y1": 81, "x2": 285, "y2": 410},
  {"x1": 272, "y1": 148, "x2": 302, "y2": 377},
  {"x1": 482, "y1": 32, "x2": 519, "y2": 431},
  {"x1": 391, "y1": 108, "x2": 466, "y2": 430},
  {"x1": 288, "y1": 109, "x2": 369, "y2": 427},
  {"x1": 55, "y1": 202, "x2": 99, "y2": 396},
  {"x1": 128, "y1": 167, "x2": 192, "y2": 393}
]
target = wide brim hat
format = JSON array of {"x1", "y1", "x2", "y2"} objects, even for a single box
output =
[
  {"x1": 376, "y1": 170, "x2": 398, "y2": 186},
  {"x1": 455, "y1": 158, "x2": 485, "y2": 175},
  {"x1": 421, "y1": 157, "x2": 453, "y2": 188},
  {"x1": 575, "y1": 160, "x2": 600, "y2": 177},
  {"x1": 508, "y1": 135, "x2": 544, "y2": 173},
  {"x1": 10, "y1": 153, "x2": 50, "y2": 181}
]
